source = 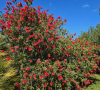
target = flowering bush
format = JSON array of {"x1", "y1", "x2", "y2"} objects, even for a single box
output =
[{"x1": 0, "y1": 0, "x2": 100, "y2": 90}]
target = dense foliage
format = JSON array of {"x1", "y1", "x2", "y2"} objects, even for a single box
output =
[
  {"x1": 0, "y1": 34, "x2": 19, "y2": 90},
  {"x1": 0, "y1": 0, "x2": 100, "y2": 90}
]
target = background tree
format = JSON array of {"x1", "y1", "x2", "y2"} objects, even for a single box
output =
[
  {"x1": 0, "y1": 33, "x2": 19, "y2": 90},
  {"x1": 78, "y1": 24, "x2": 100, "y2": 46}
]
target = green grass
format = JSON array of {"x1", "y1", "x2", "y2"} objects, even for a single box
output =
[{"x1": 82, "y1": 74, "x2": 100, "y2": 90}]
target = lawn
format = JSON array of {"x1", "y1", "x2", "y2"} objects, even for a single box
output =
[{"x1": 82, "y1": 74, "x2": 100, "y2": 90}]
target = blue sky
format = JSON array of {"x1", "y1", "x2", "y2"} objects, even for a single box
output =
[{"x1": 0, "y1": 0, "x2": 100, "y2": 39}]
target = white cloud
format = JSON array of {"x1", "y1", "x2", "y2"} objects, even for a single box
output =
[
  {"x1": 50, "y1": 3, "x2": 52, "y2": 6},
  {"x1": 82, "y1": 4, "x2": 89, "y2": 8},
  {"x1": 92, "y1": 9, "x2": 98, "y2": 12}
]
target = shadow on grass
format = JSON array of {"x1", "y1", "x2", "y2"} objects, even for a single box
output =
[{"x1": 82, "y1": 74, "x2": 100, "y2": 90}]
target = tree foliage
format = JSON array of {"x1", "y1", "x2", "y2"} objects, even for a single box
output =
[
  {"x1": 0, "y1": 34, "x2": 19, "y2": 90},
  {"x1": 79, "y1": 24, "x2": 100, "y2": 46}
]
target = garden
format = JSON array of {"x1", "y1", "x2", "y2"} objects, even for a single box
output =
[{"x1": 0, "y1": 0, "x2": 100, "y2": 90}]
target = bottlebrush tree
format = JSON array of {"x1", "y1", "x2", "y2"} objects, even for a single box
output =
[{"x1": 0, "y1": 0, "x2": 100, "y2": 90}]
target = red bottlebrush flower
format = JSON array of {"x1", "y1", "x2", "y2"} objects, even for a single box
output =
[
  {"x1": 43, "y1": 42, "x2": 46, "y2": 45},
  {"x1": 40, "y1": 75, "x2": 44, "y2": 79},
  {"x1": 93, "y1": 59, "x2": 96, "y2": 61},
  {"x1": 21, "y1": 68, "x2": 24, "y2": 71},
  {"x1": 53, "y1": 45, "x2": 55, "y2": 49},
  {"x1": 45, "y1": 33, "x2": 48, "y2": 35},
  {"x1": 31, "y1": 34, "x2": 34, "y2": 37},
  {"x1": 50, "y1": 67, "x2": 53, "y2": 70},
  {"x1": 92, "y1": 74, "x2": 95, "y2": 76},
  {"x1": 63, "y1": 80, "x2": 67, "y2": 83},
  {"x1": 1, "y1": 50, "x2": 4, "y2": 52},
  {"x1": 64, "y1": 19, "x2": 67, "y2": 22},
  {"x1": 7, "y1": 56, "x2": 10, "y2": 61},
  {"x1": 23, "y1": 0, "x2": 27, "y2": 2},
  {"x1": 20, "y1": 16, "x2": 23, "y2": 21},
  {"x1": 38, "y1": 15, "x2": 41, "y2": 17},
  {"x1": 37, "y1": 85, "x2": 40, "y2": 88},
  {"x1": 61, "y1": 48, "x2": 63, "y2": 51},
  {"x1": 74, "y1": 33, "x2": 76, "y2": 36},
  {"x1": 10, "y1": 47, "x2": 13, "y2": 49},
  {"x1": 57, "y1": 16, "x2": 61, "y2": 19},
  {"x1": 28, "y1": 47, "x2": 32, "y2": 51},
  {"x1": 25, "y1": 27, "x2": 29, "y2": 30},
  {"x1": 47, "y1": 45, "x2": 50, "y2": 48},
  {"x1": 52, "y1": 57, "x2": 55, "y2": 60},
  {"x1": 44, "y1": 71, "x2": 49, "y2": 77},
  {"x1": 59, "y1": 69, "x2": 62, "y2": 72},
  {"x1": 36, "y1": 58, "x2": 41, "y2": 63},
  {"x1": 53, "y1": 21, "x2": 56, "y2": 24},
  {"x1": 12, "y1": 50, "x2": 15, "y2": 52},
  {"x1": 45, "y1": 59, "x2": 49, "y2": 63},
  {"x1": 67, "y1": 46, "x2": 72, "y2": 48},
  {"x1": 27, "y1": 37, "x2": 29, "y2": 40},
  {"x1": 46, "y1": 29, "x2": 48, "y2": 32},
  {"x1": 26, "y1": 67, "x2": 30, "y2": 70},
  {"x1": 78, "y1": 59, "x2": 80, "y2": 62},
  {"x1": 76, "y1": 67, "x2": 80, "y2": 70},
  {"x1": 58, "y1": 74, "x2": 60, "y2": 77},
  {"x1": 70, "y1": 38, "x2": 72, "y2": 40},
  {"x1": 47, "y1": 67, "x2": 49, "y2": 70},
  {"x1": 85, "y1": 43, "x2": 88, "y2": 45},
  {"x1": 97, "y1": 60, "x2": 99, "y2": 63},
  {"x1": 62, "y1": 54, "x2": 65, "y2": 57},
  {"x1": 23, "y1": 80, "x2": 26, "y2": 84},
  {"x1": 90, "y1": 80, "x2": 93, "y2": 82},
  {"x1": 69, "y1": 79, "x2": 72, "y2": 81},
  {"x1": 35, "y1": 35, "x2": 37, "y2": 38},
  {"x1": 30, "y1": 76, "x2": 33, "y2": 79},
  {"x1": 89, "y1": 48, "x2": 91, "y2": 50},
  {"x1": 26, "y1": 30, "x2": 30, "y2": 33},
  {"x1": 98, "y1": 67, "x2": 100, "y2": 71},
  {"x1": 75, "y1": 54, "x2": 78, "y2": 57},
  {"x1": 44, "y1": 83, "x2": 47, "y2": 87},
  {"x1": 39, "y1": 20, "x2": 41, "y2": 24},
  {"x1": 76, "y1": 85, "x2": 79, "y2": 88},
  {"x1": 15, "y1": 46, "x2": 19, "y2": 49},
  {"x1": 38, "y1": 33, "x2": 40, "y2": 36},
  {"x1": 55, "y1": 52, "x2": 57, "y2": 55},
  {"x1": 40, "y1": 48, "x2": 43, "y2": 51},
  {"x1": 17, "y1": 25, "x2": 21, "y2": 29},
  {"x1": 50, "y1": 82, "x2": 53, "y2": 86},
  {"x1": 50, "y1": 28, "x2": 54, "y2": 30},
  {"x1": 28, "y1": 17, "x2": 32, "y2": 20},
  {"x1": 30, "y1": 60, "x2": 32, "y2": 63},
  {"x1": 33, "y1": 43, "x2": 37, "y2": 46},
  {"x1": 83, "y1": 73, "x2": 87, "y2": 77},
  {"x1": 73, "y1": 80, "x2": 76, "y2": 83},
  {"x1": 48, "y1": 87, "x2": 51, "y2": 90},
  {"x1": 34, "y1": 74, "x2": 37, "y2": 77},
  {"x1": 48, "y1": 38, "x2": 51, "y2": 41},
  {"x1": 25, "y1": 46, "x2": 27, "y2": 49},
  {"x1": 47, "y1": 9, "x2": 49, "y2": 11},
  {"x1": 14, "y1": 82, "x2": 21, "y2": 88},
  {"x1": 64, "y1": 59, "x2": 67, "y2": 62},
  {"x1": 17, "y1": 38, "x2": 20, "y2": 40},
  {"x1": 52, "y1": 24, "x2": 55, "y2": 28},
  {"x1": 34, "y1": 78, "x2": 37, "y2": 80},
  {"x1": 61, "y1": 82, "x2": 64, "y2": 85},
  {"x1": 85, "y1": 58, "x2": 88, "y2": 60},
  {"x1": 54, "y1": 31, "x2": 57, "y2": 34},
  {"x1": 52, "y1": 72, "x2": 55, "y2": 76},
  {"x1": 48, "y1": 54, "x2": 50, "y2": 57},
  {"x1": 58, "y1": 76, "x2": 63, "y2": 81}
]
